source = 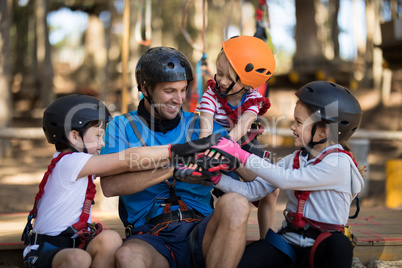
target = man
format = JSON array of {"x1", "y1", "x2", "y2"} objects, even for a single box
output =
[{"x1": 100, "y1": 47, "x2": 249, "y2": 267}]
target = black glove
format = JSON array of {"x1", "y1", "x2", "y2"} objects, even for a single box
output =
[
  {"x1": 173, "y1": 163, "x2": 219, "y2": 186},
  {"x1": 241, "y1": 139, "x2": 272, "y2": 162},
  {"x1": 170, "y1": 133, "x2": 222, "y2": 157},
  {"x1": 194, "y1": 152, "x2": 239, "y2": 172}
]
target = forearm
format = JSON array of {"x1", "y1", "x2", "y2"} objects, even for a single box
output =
[
  {"x1": 101, "y1": 167, "x2": 173, "y2": 197},
  {"x1": 215, "y1": 174, "x2": 276, "y2": 202},
  {"x1": 235, "y1": 165, "x2": 257, "y2": 182},
  {"x1": 229, "y1": 111, "x2": 256, "y2": 141},
  {"x1": 123, "y1": 145, "x2": 170, "y2": 171}
]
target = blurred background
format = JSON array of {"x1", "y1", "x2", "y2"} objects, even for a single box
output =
[{"x1": 0, "y1": 0, "x2": 401, "y2": 211}]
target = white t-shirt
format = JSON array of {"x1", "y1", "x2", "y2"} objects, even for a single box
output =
[{"x1": 32, "y1": 152, "x2": 93, "y2": 236}]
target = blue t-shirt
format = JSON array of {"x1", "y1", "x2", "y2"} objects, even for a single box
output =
[{"x1": 101, "y1": 111, "x2": 227, "y2": 227}]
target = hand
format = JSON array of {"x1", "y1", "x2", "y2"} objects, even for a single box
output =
[
  {"x1": 210, "y1": 136, "x2": 251, "y2": 167},
  {"x1": 173, "y1": 163, "x2": 221, "y2": 186},
  {"x1": 169, "y1": 133, "x2": 222, "y2": 160},
  {"x1": 241, "y1": 140, "x2": 272, "y2": 162},
  {"x1": 195, "y1": 151, "x2": 239, "y2": 172}
]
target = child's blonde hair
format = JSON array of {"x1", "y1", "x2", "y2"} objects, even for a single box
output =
[{"x1": 216, "y1": 50, "x2": 252, "y2": 91}]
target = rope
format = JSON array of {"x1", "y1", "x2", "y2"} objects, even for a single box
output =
[{"x1": 135, "y1": 0, "x2": 151, "y2": 47}]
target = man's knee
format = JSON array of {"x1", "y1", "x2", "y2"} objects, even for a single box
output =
[
  {"x1": 217, "y1": 192, "x2": 249, "y2": 221},
  {"x1": 115, "y1": 243, "x2": 142, "y2": 263}
]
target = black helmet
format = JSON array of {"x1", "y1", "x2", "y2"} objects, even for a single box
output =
[
  {"x1": 43, "y1": 94, "x2": 111, "y2": 144},
  {"x1": 295, "y1": 81, "x2": 362, "y2": 141},
  {"x1": 135, "y1": 47, "x2": 194, "y2": 87}
]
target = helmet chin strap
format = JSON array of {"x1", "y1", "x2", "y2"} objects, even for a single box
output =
[
  {"x1": 301, "y1": 123, "x2": 328, "y2": 157},
  {"x1": 214, "y1": 75, "x2": 246, "y2": 98}
]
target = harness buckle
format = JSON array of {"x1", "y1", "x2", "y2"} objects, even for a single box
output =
[
  {"x1": 125, "y1": 225, "x2": 133, "y2": 239},
  {"x1": 176, "y1": 208, "x2": 183, "y2": 222}
]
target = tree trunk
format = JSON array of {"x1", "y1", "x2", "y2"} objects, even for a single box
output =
[
  {"x1": 0, "y1": 0, "x2": 12, "y2": 157},
  {"x1": 35, "y1": 0, "x2": 54, "y2": 107},
  {"x1": 330, "y1": 0, "x2": 340, "y2": 60},
  {"x1": 294, "y1": 0, "x2": 322, "y2": 70}
]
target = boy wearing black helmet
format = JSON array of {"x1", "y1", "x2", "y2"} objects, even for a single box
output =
[
  {"x1": 177, "y1": 81, "x2": 365, "y2": 267},
  {"x1": 23, "y1": 94, "x2": 182, "y2": 267},
  {"x1": 100, "y1": 47, "x2": 250, "y2": 268}
]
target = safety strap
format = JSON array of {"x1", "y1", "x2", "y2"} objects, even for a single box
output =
[
  {"x1": 309, "y1": 231, "x2": 332, "y2": 268},
  {"x1": 22, "y1": 153, "x2": 98, "y2": 247},
  {"x1": 186, "y1": 113, "x2": 199, "y2": 142},
  {"x1": 265, "y1": 228, "x2": 296, "y2": 264},
  {"x1": 291, "y1": 148, "x2": 358, "y2": 268},
  {"x1": 208, "y1": 79, "x2": 271, "y2": 125},
  {"x1": 289, "y1": 148, "x2": 358, "y2": 229},
  {"x1": 124, "y1": 112, "x2": 199, "y2": 222},
  {"x1": 124, "y1": 113, "x2": 146, "y2": 147}
]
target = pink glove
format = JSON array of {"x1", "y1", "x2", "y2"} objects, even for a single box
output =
[
  {"x1": 210, "y1": 173, "x2": 222, "y2": 185},
  {"x1": 210, "y1": 136, "x2": 251, "y2": 166}
]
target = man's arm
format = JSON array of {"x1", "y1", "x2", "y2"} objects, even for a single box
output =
[{"x1": 100, "y1": 167, "x2": 174, "y2": 197}]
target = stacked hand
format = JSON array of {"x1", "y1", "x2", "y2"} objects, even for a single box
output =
[
  {"x1": 173, "y1": 163, "x2": 221, "y2": 186},
  {"x1": 209, "y1": 136, "x2": 251, "y2": 167},
  {"x1": 172, "y1": 135, "x2": 252, "y2": 185}
]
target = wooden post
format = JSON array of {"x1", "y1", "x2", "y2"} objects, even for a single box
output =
[{"x1": 121, "y1": 0, "x2": 130, "y2": 114}]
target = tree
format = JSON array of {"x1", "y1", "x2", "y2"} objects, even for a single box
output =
[
  {"x1": 294, "y1": 0, "x2": 323, "y2": 71},
  {"x1": 35, "y1": 0, "x2": 54, "y2": 107},
  {"x1": 0, "y1": 0, "x2": 12, "y2": 157}
]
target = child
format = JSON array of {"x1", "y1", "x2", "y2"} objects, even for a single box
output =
[
  {"x1": 185, "y1": 81, "x2": 365, "y2": 267},
  {"x1": 22, "y1": 94, "x2": 179, "y2": 267},
  {"x1": 196, "y1": 35, "x2": 275, "y2": 141},
  {"x1": 196, "y1": 35, "x2": 278, "y2": 235}
]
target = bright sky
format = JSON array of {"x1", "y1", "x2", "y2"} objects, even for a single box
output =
[{"x1": 45, "y1": 0, "x2": 367, "y2": 60}]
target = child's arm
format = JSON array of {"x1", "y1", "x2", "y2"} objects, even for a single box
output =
[
  {"x1": 229, "y1": 111, "x2": 257, "y2": 141},
  {"x1": 199, "y1": 112, "x2": 214, "y2": 139},
  {"x1": 77, "y1": 145, "x2": 170, "y2": 179}
]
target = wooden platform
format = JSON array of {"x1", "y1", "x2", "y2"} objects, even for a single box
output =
[{"x1": 1, "y1": 207, "x2": 402, "y2": 267}]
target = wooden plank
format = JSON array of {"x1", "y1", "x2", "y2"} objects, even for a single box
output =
[{"x1": 1, "y1": 207, "x2": 402, "y2": 266}]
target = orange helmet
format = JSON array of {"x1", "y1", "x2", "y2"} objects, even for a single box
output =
[{"x1": 222, "y1": 36, "x2": 276, "y2": 89}]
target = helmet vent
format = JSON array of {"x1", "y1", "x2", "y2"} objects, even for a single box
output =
[
  {"x1": 168, "y1": 62, "x2": 175, "y2": 69},
  {"x1": 245, "y1": 63, "x2": 254, "y2": 72},
  {"x1": 306, "y1": 87, "x2": 314, "y2": 93},
  {"x1": 256, "y1": 68, "x2": 266, "y2": 74},
  {"x1": 330, "y1": 83, "x2": 336, "y2": 87},
  {"x1": 344, "y1": 88, "x2": 351, "y2": 94},
  {"x1": 266, "y1": 71, "x2": 272, "y2": 75},
  {"x1": 351, "y1": 127, "x2": 357, "y2": 132},
  {"x1": 341, "y1": 120, "x2": 349, "y2": 126},
  {"x1": 180, "y1": 61, "x2": 186, "y2": 67}
]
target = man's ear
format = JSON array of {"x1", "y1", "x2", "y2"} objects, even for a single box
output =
[{"x1": 139, "y1": 84, "x2": 148, "y2": 97}]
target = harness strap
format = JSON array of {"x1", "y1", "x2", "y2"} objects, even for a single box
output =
[
  {"x1": 289, "y1": 148, "x2": 357, "y2": 267},
  {"x1": 265, "y1": 229, "x2": 296, "y2": 264},
  {"x1": 22, "y1": 153, "x2": 99, "y2": 248},
  {"x1": 290, "y1": 148, "x2": 358, "y2": 229},
  {"x1": 186, "y1": 113, "x2": 199, "y2": 142},
  {"x1": 124, "y1": 112, "x2": 201, "y2": 227},
  {"x1": 208, "y1": 79, "x2": 271, "y2": 126},
  {"x1": 124, "y1": 113, "x2": 146, "y2": 147},
  {"x1": 309, "y1": 232, "x2": 332, "y2": 268},
  {"x1": 29, "y1": 152, "x2": 72, "y2": 217}
]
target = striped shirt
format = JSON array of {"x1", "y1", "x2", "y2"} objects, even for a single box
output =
[{"x1": 196, "y1": 85, "x2": 264, "y2": 129}]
